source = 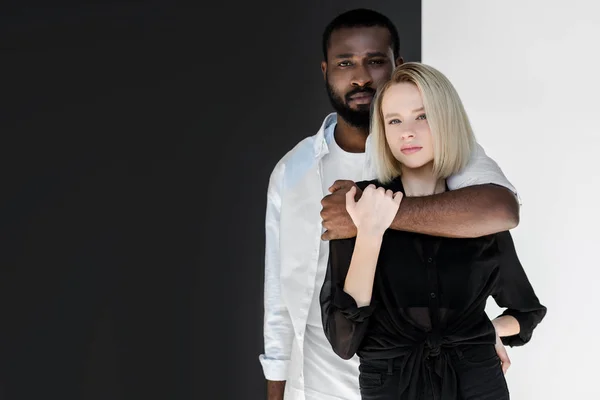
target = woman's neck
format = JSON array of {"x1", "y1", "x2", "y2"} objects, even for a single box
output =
[{"x1": 400, "y1": 163, "x2": 446, "y2": 197}]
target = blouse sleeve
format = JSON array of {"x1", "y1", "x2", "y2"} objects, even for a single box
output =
[
  {"x1": 319, "y1": 236, "x2": 376, "y2": 360},
  {"x1": 492, "y1": 230, "x2": 547, "y2": 347}
]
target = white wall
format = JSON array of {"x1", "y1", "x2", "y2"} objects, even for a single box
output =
[{"x1": 423, "y1": 1, "x2": 600, "y2": 398}]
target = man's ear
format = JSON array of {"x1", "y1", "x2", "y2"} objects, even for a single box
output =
[
  {"x1": 395, "y1": 57, "x2": 404, "y2": 67},
  {"x1": 321, "y1": 61, "x2": 327, "y2": 80}
]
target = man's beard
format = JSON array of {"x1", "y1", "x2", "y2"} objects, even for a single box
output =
[{"x1": 325, "y1": 80, "x2": 374, "y2": 129}]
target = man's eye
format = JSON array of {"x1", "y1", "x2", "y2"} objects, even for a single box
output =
[
  {"x1": 338, "y1": 61, "x2": 352, "y2": 67},
  {"x1": 370, "y1": 59, "x2": 386, "y2": 65}
]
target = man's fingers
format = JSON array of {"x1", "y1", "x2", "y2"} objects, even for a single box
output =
[
  {"x1": 345, "y1": 186, "x2": 356, "y2": 211},
  {"x1": 329, "y1": 179, "x2": 355, "y2": 193}
]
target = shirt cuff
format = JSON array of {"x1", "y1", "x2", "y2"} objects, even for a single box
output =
[
  {"x1": 259, "y1": 354, "x2": 289, "y2": 381},
  {"x1": 333, "y1": 286, "x2": 376, "y2": 322}
]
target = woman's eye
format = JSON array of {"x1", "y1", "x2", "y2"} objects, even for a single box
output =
[
  {"x1": 388, "y1": 119, "x2": 401, "y2": 125},
  {"x1": 416, "y1": 114, "x2": 427, "y2": 120}
]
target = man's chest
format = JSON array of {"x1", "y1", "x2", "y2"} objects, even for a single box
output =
[{"x1": 320, "y1": 153, "x2": 365, "y2": 192}]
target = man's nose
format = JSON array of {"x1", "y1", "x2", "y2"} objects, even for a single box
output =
[{"x1": 351, "y1": 66, "x2": 373, "y2": 87}]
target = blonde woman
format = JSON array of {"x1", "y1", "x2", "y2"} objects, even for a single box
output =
[{"x1": 320, "y1": 62, "x2": 546, "y2": 400}]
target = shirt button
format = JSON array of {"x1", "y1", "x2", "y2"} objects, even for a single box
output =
[
  {"x1": 427, "y1": 257, "x2": 433, "y2": 263},
  {"x1": 430, "y1": 292, "x2": 436, "y2": 298}
]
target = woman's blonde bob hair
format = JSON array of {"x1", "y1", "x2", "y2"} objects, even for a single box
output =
[{"x1": 370, "y1": 62, "x2": 476, "y2": 184}]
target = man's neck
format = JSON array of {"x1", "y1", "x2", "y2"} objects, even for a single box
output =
[
  {"x1": 400, "y1": 164, "x2": 446, "y2": 197},
  {"x1": 333, "y1": 117, "x2": 369, "y2": 153}
]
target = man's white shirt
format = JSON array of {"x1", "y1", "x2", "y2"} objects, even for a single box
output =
[{"x1": 259, "y1": 113, "x2": 517, "y2": 400}]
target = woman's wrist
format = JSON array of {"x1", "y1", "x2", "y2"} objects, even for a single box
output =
[
  {"x1": 356, "y1": 228, "x2": 385, "y2": 242},
  {"x1": 492, "y1": 315, "x2": 520, "y2": 337}
]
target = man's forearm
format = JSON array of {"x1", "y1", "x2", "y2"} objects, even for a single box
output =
[
  {"x1": 390, "y1": 184, "x2": 519, "y2": 238},
  {"x1": 267, "y1": 380, "x2": 286, "y2": 400}
]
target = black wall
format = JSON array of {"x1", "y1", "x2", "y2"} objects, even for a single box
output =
[{"x1": 0, "y1": 2, "x2": 421, "y2": 399}]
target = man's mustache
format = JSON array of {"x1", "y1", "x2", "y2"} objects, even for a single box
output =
[{"x1": 344, "y1": 87, "x2": 376, "y2": 102}]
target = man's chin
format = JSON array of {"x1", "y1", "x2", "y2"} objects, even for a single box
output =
[
  {"x1": 347, "y1": 103, "x2": 371, "y2": 111},
  {"x1": 331, "y1": 104, "x2": 370, "y2": 128},
  {"x1": 348, "y1": 100, "x2": 373, "y2": 109}
]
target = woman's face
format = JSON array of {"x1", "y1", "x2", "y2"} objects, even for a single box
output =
[{"x1": 382, "y1": 82, "x2": 434, "y2": 170}]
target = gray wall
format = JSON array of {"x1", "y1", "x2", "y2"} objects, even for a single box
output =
[{"x1": 0, "y1": 1, "x2": 420, "y2": 399}]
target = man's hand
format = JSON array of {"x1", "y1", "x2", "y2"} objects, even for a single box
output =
[{"x1": 321, "y1": 180, "x2": 362, "y2": 240}]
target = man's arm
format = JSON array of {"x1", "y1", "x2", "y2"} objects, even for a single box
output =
[
  {"x1": 267, "y1": 381, "x2": 286, "y2": 400},
  {"x1": 321, "y1": 182, "x2": 518, "y2": 239},
  {"x1": 259, "y1": 163, "x2": 294, "y2": 399},
  {"x1": 396, "y1": 142, "x2": 519, "y2": 237},
  {"x1": 321, "y1": 143, "x2": 519, "y2": 239},
  {"x1": 389, "y1": 183, "x2": 519, "y2": 238}
]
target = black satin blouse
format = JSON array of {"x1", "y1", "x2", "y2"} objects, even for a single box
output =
[{"x1": 320, "y1": 177, "x2": 546, "y2": 399}]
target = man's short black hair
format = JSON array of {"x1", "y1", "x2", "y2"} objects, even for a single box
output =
[{"x1": 322, "y1": 8, "x2": 401, "y2": 61}]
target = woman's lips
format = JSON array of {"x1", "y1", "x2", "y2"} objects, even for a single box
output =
[{"x1": 400, "y1": 146, "x2": 422, "y2": 154}]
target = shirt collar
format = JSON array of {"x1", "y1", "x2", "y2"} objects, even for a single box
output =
[
  {"x1": 313, "y1": 113, "x2": 337, "y2": 158},
  {"x1": 312, "y1": 113, "x2": 375, "y2": 171}
]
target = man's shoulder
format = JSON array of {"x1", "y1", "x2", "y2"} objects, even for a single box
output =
[
  {"x1": 275, "y1": 135, "x2": 317, "y2": 168},
  {"x1": 266, "y1": 133, "x2": 319, "y2": 189},
  {"x1": 271, "y1": 113, "x2": 336, "y2": 171}
]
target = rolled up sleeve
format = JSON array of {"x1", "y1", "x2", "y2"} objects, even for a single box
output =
[{"x1": 447, "y1": 143, "x2": 520, "y2": 204}]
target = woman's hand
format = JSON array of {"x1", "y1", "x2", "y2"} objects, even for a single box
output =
[
  {"x1": 345, "y1": 184, "x2": 403, "y2": 238},
  {"x1": 492, "y1": 315, "x2": 519, "y2": 374},
  {"x1": 494, "y1": 326, "x2": 511, "y2": 375}
]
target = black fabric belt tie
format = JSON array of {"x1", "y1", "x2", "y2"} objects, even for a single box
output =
[
  {"x1": 425, "y1": 332, "x2": 442, "y2": 358},
  {"x1": 390, "y1": 333, "x2": 459, "y2": 400}
]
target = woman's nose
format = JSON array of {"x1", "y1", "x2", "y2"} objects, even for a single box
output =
[{"x1": 401, "y1": 130, "x2": 415, "y2": 140}]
